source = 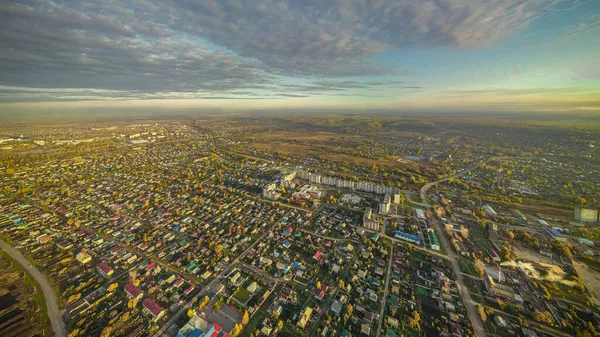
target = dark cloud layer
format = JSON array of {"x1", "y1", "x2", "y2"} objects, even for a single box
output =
[{"x1": 0, "y1": 0, "x2": 566, "y2": 101}]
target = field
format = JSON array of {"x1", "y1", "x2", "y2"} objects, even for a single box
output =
[
  {"x1": 573, "y1": 261, "x2": 600, "y2": 306},
  {"x1": 233, "y1": 287, "x2": 253, "y2": 303},
  {"x1": 458, "y1": 258, "x2": 477, "y2": 276}
]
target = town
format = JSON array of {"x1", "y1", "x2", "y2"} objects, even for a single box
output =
[{"x1": 0, "y1": 116, "x2": 599, "y2": 337}]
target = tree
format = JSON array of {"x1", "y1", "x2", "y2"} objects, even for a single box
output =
[
  {"x1": 459, "y1": 226, "x2": 469, "y2": 239},
  {"x1": 199, "y1": 295, "x2": 210, "y2": 309},
  {"x1": 277, "y1": 320, "x2": 284, "y2": 331},
  {"x1": 476, "y1": 304, "x2": 487, "y2": 323},
  {"x1": 107, "y1": 283, "x2": 118, "y2": 292},
  {"x1": 231, "y1": 324, "x2": 242, "y2": 337},
  {"x1": 100, "y1": 327, "x2": 113, "y2": 337},
  {"x1": 474, "y1": 259, "x2": 485, "y2": 278},
  {"x1": 408, "y1": 310, "x2": 421, "y2": 330},
  {"x1": 316, "y1": 281, "x2": 322, "y2": 290},
  {"x1": 242, "y1": 310, "x2": 249, "y2": 325},
  {"x1": 500, "y1": 241, "x2": 512, "y2": 261},
  {"x1": 532, "y1": 310, "x2": 554, "y2": 324},
  {"x1": 506, "y1": 231, "x2": 515, "y2": 239},
  {"x1": 338, "y1": 279, "x2": 345, "y2": 290},
  {"x1": 214, "y1": 297, "x2": 224, "y2": 310}
]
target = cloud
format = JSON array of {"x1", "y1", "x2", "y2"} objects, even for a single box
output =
[
  {"x1": 441, "y1": 87, "x2": 600, "y2": 98},
  {"x1": 548, "y1": 13, "x2": 600, "y2": 44},
  {"x1": 0, "y1": 0, "x2": 570, "y2": 102},
  {"x1": 155, "y1": 0, "x2": 565, "y2": 76}
]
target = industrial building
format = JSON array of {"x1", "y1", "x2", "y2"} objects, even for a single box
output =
[{"x1": 574, "y1": 207, "x2": 599, "y2": 223}]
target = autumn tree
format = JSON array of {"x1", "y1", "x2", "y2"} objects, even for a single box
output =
[
  {"x1": 474, "y1": 259, "x2": 485, "y2": 278},
  {"x1": 476, "y1": 304, "x2": 487, "y2": 323},
  {"x1": 532, "y1": 310, "x2": 554, "y2": 324},
  {"x1": 199, "y1": 295, "x2": 210, "y2": 309},
  {"x1": 100, "y1": 326, "x2": 113, "y2": 337},
  {"x1": 500, "y1": 241, "x2": 512, "y2": 261},
  {"x1": 408, "y1": 310, "x2": 421, "y2": 330}
]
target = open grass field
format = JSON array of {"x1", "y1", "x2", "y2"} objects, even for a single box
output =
[
  {"x1": 458, "y1": 258, "x2": 477, "y2": 276},
  {"x1": 573, "y1": 260, "x2": 600, "y2": 306},
  {"x1": 233, "y1": 287, "x2": 253, "y2": 303},
  {"x1": 249, "y1": 141, "x2": 418, "y2": 170}
]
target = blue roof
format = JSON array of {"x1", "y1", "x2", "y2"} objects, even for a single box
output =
[
  {"x1": 188, "y1": 329, "x2": 203, "y2": 337},
  {"x1": 547, "y1": 228, "x2": 565, "y2": 238},
  {"x1": 393, "y1": 231, "x2": 421, "y2": 244}
]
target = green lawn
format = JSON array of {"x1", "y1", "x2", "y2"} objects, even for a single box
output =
[
  {"x1": 470, "y1": 230, "x2": 492, "y2": 249},
  {"x1": 416, "y1": 286, "x2": 429, "y2": 296},
  {"x1": 233, "y1": 287, "x2": 253, "y2": 303},
  {"x1": 458, "y1": 258, "x2": 477, "y2": 276}
]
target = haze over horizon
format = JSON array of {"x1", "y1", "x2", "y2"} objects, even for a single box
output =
[{"x1": 1, "y1": 0, "x2": 599, "y2": 114}]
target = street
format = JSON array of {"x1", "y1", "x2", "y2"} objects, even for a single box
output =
[{"x1": 0, "y1": 238, "x2": 67, "y2": 337}]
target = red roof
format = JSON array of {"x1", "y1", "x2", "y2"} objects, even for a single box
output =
[
  {"x1": 314, "y1": 251, "x2": 322, "y2": 260},
  {"x1": 124, "y1": 283, "x2": 143, "y2": 298},
  {"x1": 147, "y1": 262, "x2": 156, "y2": 270},
  {"x1": 143, "y1": 298, "x2": 164, "y2": 317},
  {"x1": 97, "y1": 262, "x2": 113, "y2": 275}
]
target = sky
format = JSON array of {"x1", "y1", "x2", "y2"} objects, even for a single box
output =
[{"x1": 0, "y1": 0, "x2": 599, "y2": 114}]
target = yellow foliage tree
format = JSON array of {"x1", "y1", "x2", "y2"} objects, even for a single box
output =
[
  {"x1": 107, "y1": 283, "x2": 118, "y2": 292},
  {"x1": 242, "y1": 310, "x2": 249, "y2": 325}
]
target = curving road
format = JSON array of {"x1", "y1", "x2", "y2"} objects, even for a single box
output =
[
  {"x1": 415, "y1": 158, "x2": 508, "y2": 337},
  {"x1": 419, "y1": 156, "x2": 522, "y2": 207},
  {"x1": 0, "y1": 238, "x2": 67, "y2": 337}
]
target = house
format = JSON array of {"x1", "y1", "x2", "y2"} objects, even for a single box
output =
[
  {"x1": 124, "y1": 283, "x2": 143, "y2": 300},
  {"x1": 314, "y1": 251, "x2": 324, "y2": 263},
  {"x1": 260, "y1": 319, "x2": 273, "y2": 336},
  {"x1": 96, "y1": 262, "x2": 114, "y2": 278},
  {"x1": 270, "y1": 303, "x2": 282, "y2": 318},
  {"x1": 229, "y1": 271, "x2": 242, "y2": 285},
  {"x1": 330, "y1": 301, "x2": 343, "y2": 316},
  {"x1": 175, "y1": 313, "x2": 223, "y2": 337},
  {"x1": 297, "y1": 307, "x2": 312, "y2": 329},
  {"x1": 360, "y1": 323, "x2": 371, "y2": 335},
  {"x1": 76, "y1": 251, "x2": 92, "y2": 265},
  {"x1": 315, "y1": 283, "x2": 328, "y2": 300},
  {"x1": 247, "y1": 282, "x2": 258, "y2": 293},
  {"x1": 143, "y1": 298, "x2": 165, "y2": 321}
]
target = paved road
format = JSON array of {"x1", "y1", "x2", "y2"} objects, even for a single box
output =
[
  {"x1": 0, "y1": 238, "x2": 67, "y2": 337},
  {"x1": 415, "y1": 159, "x2": 503, "y2": 337},
  {"x1": 376, "y1": 245, "x2": 393, "y2": 337},
  {"x1": 419, "y1": 160, "x2": 490, "y2": 207},
  {"x1": 428, "y1": 216, "x2": 486, "y2": 337},
  {"x1": 419, "y1": 156, "x2": 522, "y2": 207}
]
